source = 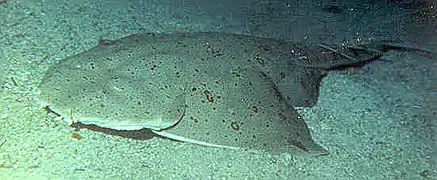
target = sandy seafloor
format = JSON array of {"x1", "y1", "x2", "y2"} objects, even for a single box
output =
[{"x1": 0, "y1": 0, "x2": 436, "y2": 179}]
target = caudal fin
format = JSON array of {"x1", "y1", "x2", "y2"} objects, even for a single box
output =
[{"x1": 317, "y1": 41, "x2": 435, "y2": 70}]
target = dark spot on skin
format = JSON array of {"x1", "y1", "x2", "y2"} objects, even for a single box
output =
[
  {"x1": 203, "y1": 90, "x2": 214, "y2": 103},
  {"x1": 151, "y1": 65, "x2": 157, "y2": 70},
  {"x1": 230, "y1": 121, "x2": 240, "y2": 131},
  {"x1": 251, "y1": 105, "x2": 258, "y2": 113},
  {"x1": 280, "y1": 72, "x2": 286, "y2": 80}
]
